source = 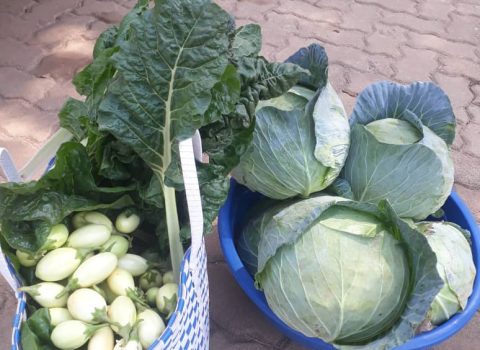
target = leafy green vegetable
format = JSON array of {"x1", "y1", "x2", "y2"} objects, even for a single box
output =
[
  {"x1": 233, "y1": 44, "x2": 350, "y2": 199},
  {"x1": 417, "y1": 221, "x2": 476, "y2": 326},
  {"x1": 236, "y1": 199, "x2": 290, "y2": 275},
  {"x1": 341, "y1": 82, "x2": 455, "y2": 220},
  {"x1": 95, "y1": 0, "x2": 240, "y2": 277},
  {"x1": 254, "y1": 196, "x2": 443, "y2": 349},
  {"x1": 349, "y1": 81, "x2": 456, "y2": 145},
  {"x1": 20, "y1": 308, "x2": 55, "y2": 350},
  {"x1": 286, "y1": 43, "x2": 328, "y2": 91},
  {"x1": 0, "y1": 142, "x2": 133, "y2": 253}
]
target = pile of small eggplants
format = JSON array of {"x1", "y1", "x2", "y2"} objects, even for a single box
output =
[{"x1": 17, "y1": 210, "x2": 177, "y2": 350}]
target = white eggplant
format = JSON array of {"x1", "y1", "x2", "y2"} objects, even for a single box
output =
[
  {"x1": 162, "y1": 271, "x2": 174, "y2": 284},
  {"x1": 118, "y1": 254, "x2": 149, "y2": 277},
  {"x1": 20, "y1": 282, "x2": 68, "y2": 308},
  {"x1": 146, "y1": 287, "x2": 159, "y2": 306},
  {"x1": 139, "y1": 270, "x2": 163, "y2": 291},
  {"x1": 67, "y1": 252, "x2": 118, "y2": 291},
  {"x1": 16, "y1": 250, "x2": 39, "y2": 267},
  {"x1": 113, "y1": 339, "x2": 142, "y2": 350},
  {"x1": 115, "y1": 211, "x2": 140, "y2": 234},
  {"x1": 138, "y1": 309, "x2": 165, "y2": 349},
  {"x1": 155, "y1": 283, "x2": 178, "y2": 316},
  {"x1": 51, "y1": 320, "x2": 106, "y2": 349},
  {"x1": 68, "y1": 288, "x2": 108, "y2": 323},
  {"x1": 73, "y1": 211, "x2": 113, "y2": 231},
  {"x1": 88, "y1": 326, "x2": 114, "y2": 350},
  {"x1": 67, "y1": 224, "x2": 111, "y2": 249},
  {"x1": 107, "y1": 268, "x2": 135, "y2": 296},
  {"x1": 49, "y1": 308, "x2": 73, "y2": 326},
  {"x1": 101, "y1": 235, "x2": 130, "y2": 257},
  {"x1": 41, "y1": 224, "x2": 69, "y2": 251},
  {"x1": 35, "y1": 247, "x2": 82, "y2": 282},
  {"x1": 108, "y1": 296, "x2": 136, "y2": 334},
  {"x1": 123, "y1": 340, "x2": 142, "y2": 350},
  {"x1": 99, "y1": 280, "x2": 118, "y2": 304}
]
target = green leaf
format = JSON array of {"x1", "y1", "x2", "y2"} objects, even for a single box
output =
[
  {"x1": 342, "y1": 123, "x2": 454, "y2": 220},
  {"x1": 237, "y1": 57, "x2": 307, "y2": 102},
  {"x1": 328, "y1": 178, "x2": 354, "y2": 199},
  {"x1": 93, "y1": 26, "x2": 119, "y2": 58},
  {"x1": 58, "y1": 98, "x2": 88, "y2": 140},
  {"x1": 286, "y1": 43, "x2": 328, "y2": 91},
  {"x1": 73, "y1": 47, "x2": 118, "y2": 118},
  {"x1": 98, "y1": 0, "x2": 231, "y2": 176},
  {"x1": 349, "y1": 81, "x2": 456, "y2": 145},
  {"x1": 204, "y1": 64, "x2": 241, "y2": 125},
  {"x1": 233, "y1": 24, "x2": 262, "y2": 58},
  {"x1": 21, "y1": 308, "x2": 55, "y2": 350}
]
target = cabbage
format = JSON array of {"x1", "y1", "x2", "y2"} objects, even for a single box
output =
[
  {"x1": 254, "y1": 195, "x2": 443, "y2": 349},
  {"x1": 236, "y1": 200, "x2": 291, "y2": 275},
  {"x1": 232, "y1": 44, "x2": 350, "y2": 199},
  {"x1": 417, "y1": 221, "x2": 476, "y2": 325},
  {"x1": 340, "y1": 81, "x2": 455, "y2": 220}
]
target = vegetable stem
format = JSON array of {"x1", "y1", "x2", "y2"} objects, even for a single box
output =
[{"x1": 163, "y1": 184, "x2": 183, "y2": 284}]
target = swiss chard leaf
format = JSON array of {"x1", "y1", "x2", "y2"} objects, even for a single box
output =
[
  {"x1": 232, "y1": 24, "x2": 262, "y2": 58},
  {"x1": 0, "y1": 143, "x2": 134, "y2": 253},
  {"x1": 97, "y1": 0, "x2": 232, "y2": 178},
  {"x1": 58, "y1": 98, "x2": 88, "y2": 140},
  {"x1": 20, "y1": 308, "x2": 55, "y2": 350}
]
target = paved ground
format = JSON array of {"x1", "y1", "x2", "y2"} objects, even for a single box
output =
[{"x1": 0, "y1": 0, "x2": 479, "y2": 349}]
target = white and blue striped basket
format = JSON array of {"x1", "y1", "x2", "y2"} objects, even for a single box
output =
[{"x1": 0, "y1": 130, "x2": 210, "y2": 350}]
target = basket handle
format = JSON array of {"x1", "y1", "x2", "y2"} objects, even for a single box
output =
[
  {"x1": 0, "y1": 149, "x2": 22, "y2": 292},
  {"x1": 179, "y1": 132, "x2": 204, "y2": 261}
]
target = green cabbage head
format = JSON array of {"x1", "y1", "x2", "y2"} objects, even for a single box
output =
[
  {"x1": 417, "y1": 221, "x2": 476, "y2": 325},
  {"x1": 254, "y1": 196, "x2": 443, "y2": 349},
  {"x1": 341, "y1": 81, "x2": 455, "y2": 220},
  {"x1": 233, "y1": 45, "x2": 350, "y2": 199}
]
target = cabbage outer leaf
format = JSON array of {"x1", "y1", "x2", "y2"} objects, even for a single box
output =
[
  {"x1": 343, "y1": 123, "x2": 453, "y2": 220},
  {"x1": 349, "y1": 81, "x2": 456, "y2": 145},
  {"x1": 418, "y1": 221, "x2": 476, "y2": 325}
]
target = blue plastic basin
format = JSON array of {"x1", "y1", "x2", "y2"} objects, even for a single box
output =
[{"x1": 218, "y1": 180, "x2": 480, "y2": 350}]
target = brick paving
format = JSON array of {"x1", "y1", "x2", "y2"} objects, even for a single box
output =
[{"x1": 0, "y1": 0, "x2": 479, "y2": 349}]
